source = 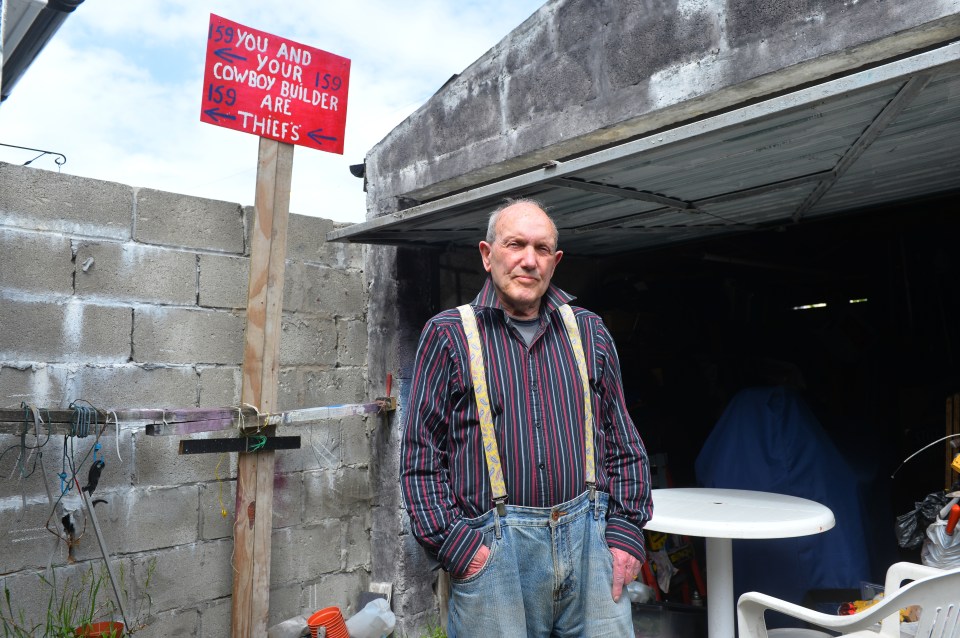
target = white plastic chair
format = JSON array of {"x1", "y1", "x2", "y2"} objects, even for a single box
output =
[{"x1": 738, "y1": 563, "x2": 960, "y2": 638}]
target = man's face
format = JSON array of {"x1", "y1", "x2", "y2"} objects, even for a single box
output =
[{"x1": 479, "y1": 203, "x2": 563, "y2": 320}]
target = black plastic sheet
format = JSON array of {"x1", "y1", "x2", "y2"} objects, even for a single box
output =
[{"x1": 895, "y1": 492, "x2": 948, "y2": 549}]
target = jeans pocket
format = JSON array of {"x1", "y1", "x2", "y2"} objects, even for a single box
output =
[{"x1": 451, "y1": 533, "x2": 498, "y2": 584}]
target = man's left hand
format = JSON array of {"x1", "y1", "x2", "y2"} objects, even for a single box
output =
[{"x1": 610, "y1": 547, "x2": 642, "y2": 603}]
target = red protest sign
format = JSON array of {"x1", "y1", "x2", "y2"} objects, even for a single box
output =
[{"x1": 200, "y1": 14, "x2": 351, "y2": 154}]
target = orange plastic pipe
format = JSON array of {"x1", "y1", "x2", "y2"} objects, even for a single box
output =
[{"x1": 946, "y1": 504, "x2": 960, "y2": 535}]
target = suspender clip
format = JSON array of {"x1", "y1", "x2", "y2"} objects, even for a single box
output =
[
  {"x1": 587, "y1": 482, "x2": 596, "y2": 502},
  {"x1": 495, "y1": 496, "x2": 508, "y2": 517}
]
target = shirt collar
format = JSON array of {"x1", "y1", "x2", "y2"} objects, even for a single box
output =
[{"x1": 471, "y1": 277, "x2": 576, "y2": 318}]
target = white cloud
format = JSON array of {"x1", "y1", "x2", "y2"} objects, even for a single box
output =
[{"x1": 1, "y1": 1, "x2": 544, "y2": 222}]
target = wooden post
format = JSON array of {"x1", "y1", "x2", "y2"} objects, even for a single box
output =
[{"x1": 231, "y1": 137, "x2": 294, "y2": 637}]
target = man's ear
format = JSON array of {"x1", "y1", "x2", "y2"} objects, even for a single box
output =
[
  {"x1": 479, "y1": 241, "x2": 493, "y2": 272},
  {"x1": 554, "y1": 250, "x2": 564, "y2": 267}
]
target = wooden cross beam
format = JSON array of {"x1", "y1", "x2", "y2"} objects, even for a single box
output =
[
  {"x1": 0, "y1": 406, "x2": 249, "y2": 436},
  {"x1": 0, "y1": 400, "x2": 396, "y2": 438},
  {"x1": 144, "y1": 400, "x2": 396, "y2": 436}
]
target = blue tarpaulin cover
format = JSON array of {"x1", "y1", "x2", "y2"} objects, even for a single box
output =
[{"x1": 695, "y1": 386, "x2": 875, "y2": 609}]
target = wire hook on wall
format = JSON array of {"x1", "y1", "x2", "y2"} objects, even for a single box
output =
[{"x1": 0, "y1": 142, "x2": 67, "y2": 170}]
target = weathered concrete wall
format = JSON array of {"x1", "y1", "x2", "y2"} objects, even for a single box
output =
[
  {"x1": 0, "y1": 161, "x2": 371, "y2": 636},
  {"x1": 366, "y1": 245, "x2": 452, "y2": 637},
  {"x1": 365, "y1": 0, "x2": 960, "y2": 214}
]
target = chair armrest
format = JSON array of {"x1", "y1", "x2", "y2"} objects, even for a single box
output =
[
  {"x1": 738, "y1": 588, "x2": 909, "y2": 638},
  {"x1": 883, "y1": 562, "x2": 943, "y2": 593},
  {"x1": 738, "y1": 592, "x2": 828, "y2": 638},
  {"x1": 879, "y1": 562, "x2": 943, "y2": 635}
]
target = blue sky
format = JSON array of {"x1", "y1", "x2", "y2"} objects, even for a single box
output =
[{"x1": 0, "y1": 0, "x2": 545, "y2": 223}]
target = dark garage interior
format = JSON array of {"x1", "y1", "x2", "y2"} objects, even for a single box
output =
[{"x1": 569, "y1": 194, "x2": 959, "y2": 511}]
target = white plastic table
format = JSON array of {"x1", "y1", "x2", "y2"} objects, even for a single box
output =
[{"x1": 645, "y1": 488, "x2": 835, "y2": 638}]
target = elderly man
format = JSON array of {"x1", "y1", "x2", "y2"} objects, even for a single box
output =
[{"x1": 401, "y1": 198, "x2": 652, "y2": 637}]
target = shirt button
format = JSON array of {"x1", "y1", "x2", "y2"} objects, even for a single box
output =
[{"x1": 538, "y1": 463, "x2": 545, "y2": 469}]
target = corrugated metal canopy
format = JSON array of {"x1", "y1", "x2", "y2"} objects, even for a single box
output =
[{"x1": 330, "y1": 43, "x2": 960, "y2": 257}]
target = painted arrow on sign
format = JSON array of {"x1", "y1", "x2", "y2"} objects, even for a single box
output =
[
  {"x1": 214, "y1": 47, "x2": 247, "y2": 64},
  {"x1": 203, "y1": 107, "x2": 237, "y2": 123},
  {"x1": 307, "y1": 129, "x2": 338, "y2": 145}
]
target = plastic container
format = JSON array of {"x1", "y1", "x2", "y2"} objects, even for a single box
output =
[
  {"x1": 308, "y1": 607, "x2": 348, "y2": 638},
  {"x1": 345, "y1": 598, "x2": 395, "y2": 638},
  {"x1": 625, "y1": 581, "x2": 655, "y2": 604}
]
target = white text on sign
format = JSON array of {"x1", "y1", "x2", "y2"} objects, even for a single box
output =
[{"x1": 200, "y1": 15, "x2": 350, "y2": 154}]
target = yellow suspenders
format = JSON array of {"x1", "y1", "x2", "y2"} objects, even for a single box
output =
[
  {"x1": 558, "y1": 304, "x2": 597, "y2": 498},
  {"x1": 457, "y1": 303, "x2": 596, "y2": 516},
  {"x1": 457, "y1": 304, "x2": 508, "y2": 514}
]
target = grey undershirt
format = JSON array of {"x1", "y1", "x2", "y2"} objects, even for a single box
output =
[{"x1": 506, "y1": 315, "x2": 540, "y2": 347}]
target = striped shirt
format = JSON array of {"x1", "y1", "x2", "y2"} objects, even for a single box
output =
[{"x1": 401, "y1": 278, "x2": 653, "y2": 576}]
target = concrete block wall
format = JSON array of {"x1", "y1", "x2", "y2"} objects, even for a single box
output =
[{"x1": 0, "y1": 161, "x2": 372, "y2": 635}]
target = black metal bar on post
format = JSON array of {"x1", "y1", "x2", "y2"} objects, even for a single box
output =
[{"x1": 178, "y1": 436, "x2": 301, "y2": 455}]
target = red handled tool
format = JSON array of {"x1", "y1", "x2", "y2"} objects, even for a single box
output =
[{"x1": 946, "y1": 504, "x2": 960, "y2": 536}]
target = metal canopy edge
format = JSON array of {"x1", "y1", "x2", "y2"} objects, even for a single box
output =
[{"x1": 329, "y1": 42, "x2": 960, "y2": 254}]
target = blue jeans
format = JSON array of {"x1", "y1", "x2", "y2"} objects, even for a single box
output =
[{"x1": 447, "y1": 491, "x2": 633, "y2": 637}]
